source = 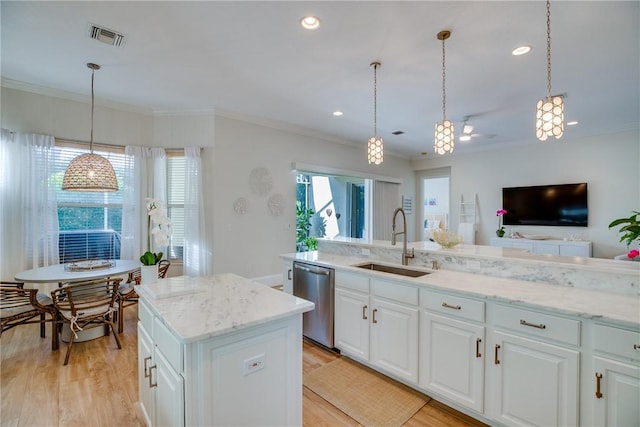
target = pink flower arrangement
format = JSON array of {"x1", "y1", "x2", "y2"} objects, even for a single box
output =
[
  {"x1": 628, "y1": 249, "x2": 640, "y2": 259},
  {"x1": 496, "y1": 209, "x2": 508, "y2": 237}
]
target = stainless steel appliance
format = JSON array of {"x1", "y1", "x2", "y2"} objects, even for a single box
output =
[{"x1": 292, "y1": 261, "x2": 334, "y2": 348}]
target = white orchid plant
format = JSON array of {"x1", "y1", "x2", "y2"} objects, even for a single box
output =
[{"x1": 140, "y1": 198, "x2": 172, "y2": 266}]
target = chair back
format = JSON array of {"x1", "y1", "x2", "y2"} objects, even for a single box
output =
[
  {"x1": 158, "y1": 259, "x2": 171, "y2": 278},
  {"x1": 52, "y1": 278, "x2": 122, "y2": 319},
  {"x1": 1, "y1": 286, "x2": 42, "y2": 317}
]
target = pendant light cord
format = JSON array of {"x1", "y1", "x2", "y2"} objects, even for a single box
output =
[
  {"x1": 441, "y1": 37, "x2": 446, "y2": 121},
  {"x1": 90, "y1": 67, "x2": 95, "y2": 153},
  {"x1": 373, "y1": 62, "x2": 378, "y2": 136},
  {"x1": 546, "y1": 0, "x2": 552, "y2": 98}
]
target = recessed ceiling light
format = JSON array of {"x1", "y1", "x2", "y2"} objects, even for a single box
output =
[
  {"x1": 332, "y1": 111, "x2": 343, "y2": 116},
  {"x1": 567, "y1": 121, "x2": 579, "y2": 126},
  {"x1": 512, "y1": 45, "x2": 532, "y2": 56},
  {"x1": 301, "y1": 16, "x2": 320, "y2": 30}
]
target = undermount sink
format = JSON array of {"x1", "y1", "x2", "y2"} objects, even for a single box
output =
[{"x1": 354, "y1": 262, "x2": 430, "y2": 278}]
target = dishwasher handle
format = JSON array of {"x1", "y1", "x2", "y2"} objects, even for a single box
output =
[{"x1": 294, "y1": 263, "x2": 331, "y2": 276}]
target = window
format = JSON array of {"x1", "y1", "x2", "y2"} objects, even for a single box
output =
[
  {"x1": 167, "y1": 154, "x2": 185, "y2": 260},
  {"x1": 54, "y1": 142, "x2": 125, "y2": 262}
]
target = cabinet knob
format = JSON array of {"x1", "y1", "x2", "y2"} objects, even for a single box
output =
[{"x1": 634, "y1": 344, "x2": 640, "y2": 350}]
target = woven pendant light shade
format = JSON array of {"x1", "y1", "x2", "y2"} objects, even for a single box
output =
[
  {"x1": 62, "y1": 63, "x2": 119, "y2": 192},
  {"x1": 62, "y1": 153, "x2": 118, "y2": 191}
]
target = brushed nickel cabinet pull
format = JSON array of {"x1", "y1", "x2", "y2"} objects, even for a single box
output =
[
  {"x1": 520, "y1": 319, "x2": 546, "y2": 329},
  {"x1": 476, "y1": 338, "x2": 482, "y2": 358},
  {"x1": 287, "y1": 269, "x2": 292, "y2": 280},
  {"x1": 372, "y1": 308, "x2": 378, "y2": 324},
  {"x1": 595, "y1": 373, "x2": 603, "y2": 399},
  {"x1": 494, "y1": 344, "x2": 501, "y2": 365},
  {"x1": 143, "y1": 356, "x2": 152, "y2": 378},
  {"x1": 148, "y1": 364, "x2": 158, "y2": 388},
  {"x1": 634, "y1": 344, "x2": 640, "y2": 350},
  {"x1": 442, "y1": 302, "x2": 462, "y2": 310},
  {"x1": 362, "y1": 305, "x2": 368, "y2": 320}
]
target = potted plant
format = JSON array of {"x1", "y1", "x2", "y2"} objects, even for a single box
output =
[
  {"x1": 608, "y1": 211, "x2": 640, "y2": 260},
  {"x1": 496, "y1": 209, "x2": 507, "y2": 237},
  {"x1": 140, "y1": 198, "x2": 172, "y2": 282}
]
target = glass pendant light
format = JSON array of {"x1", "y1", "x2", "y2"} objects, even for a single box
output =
[
  {"x1": 535, "y1": 0, "x2": 564, "y2": 141},
  {"x1": 62, "y1": 63, "x2": 119, "y2": 192},
  {"x1": 434, "y1": 30, "x2": 454, "y2": 155},
  {"x1": 367, "y1": 61, "x2": 383, "y2": 165}
]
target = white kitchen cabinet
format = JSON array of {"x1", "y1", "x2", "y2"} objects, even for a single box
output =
[
  {"x1": 334, "y1": 287, "x2": 370, "y2": 360},
  {"x1": 420, "y1": 287, "x2": 485, "y2": 414},
  {"x1": 490, "y1": 237, "x2": 592, "y2": 257},
  {"x1": 282, "y1": 260, "x2": 293, "y2": 294},
  {"x1": 334, "y1": 271, "x2": 419, "y2": 384},
  {"x1": 590, "y1": 324, "x2": 640, "y2": 426},
  {"x1": 138, "y1": 301, "x2": 185, "y2": 427},
  {"x1": 136, "y1": 275, "x2": 312, "y2": 427},
  {"x1": 487, "y1": 304, "x2": 580, "y2": 427}
]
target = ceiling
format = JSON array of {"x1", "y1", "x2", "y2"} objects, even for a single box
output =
[{"x1": 2, "y1": 1, "x2": 638, "y2": 159}]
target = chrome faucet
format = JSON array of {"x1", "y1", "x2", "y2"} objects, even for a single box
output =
[{"x1": 391, "y1": 207, "x2": 415, "y2": 265}]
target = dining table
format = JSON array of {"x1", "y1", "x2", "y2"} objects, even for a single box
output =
[{"x1": 15, "y1": 259, "x2": 140, "y2": 342}]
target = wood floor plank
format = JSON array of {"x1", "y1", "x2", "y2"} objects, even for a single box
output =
[{"x1": 2, "y1": 304, "x2": 485, "y2": 427}]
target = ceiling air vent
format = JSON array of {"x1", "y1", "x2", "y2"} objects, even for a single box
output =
[{"x1": 88, "y1": 24, "x2": 126, "y2": 47}]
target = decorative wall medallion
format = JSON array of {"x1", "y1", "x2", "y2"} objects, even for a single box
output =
[
  {"x1": 233, "y1": 197, "x2": 249, "y2": 215},
  {"x1": 268, "y1": 193, "x2": 285, "y2": 217},
  {"x1": 249, "y1": 167, "x2": 273, "y2": 196}
]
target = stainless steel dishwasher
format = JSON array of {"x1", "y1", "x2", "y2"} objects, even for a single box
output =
[{"x1": 293, "y1": 261, "x2": 334, "y2": 349}]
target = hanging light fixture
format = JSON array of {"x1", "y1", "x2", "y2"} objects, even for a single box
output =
[
  {"x1": 62, "y1": 63, "x2": 119, "y2": 192},
  {"x1": 535, "y1": 0, "x2": 564, "y2": 141},
  {"x1": 367, "y1": 61, "x2": 383, "y2": 165},
  {"x1": 434, "y1": 30, "x2": 454, "y2": 155}
]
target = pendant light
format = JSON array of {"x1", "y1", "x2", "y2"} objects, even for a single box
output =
[
  {"x1": 535, "y1": 0, "x2": 564, "y2": 141},
  {"x1": 367, "y1": 61, "x2": 383, "y2": 165},
  {"x1": 62, "y1": 63, "x2": 119, "y2": 192},
  {"x1": 434, "y1": 30, "x2": 454, "y2": 155}
]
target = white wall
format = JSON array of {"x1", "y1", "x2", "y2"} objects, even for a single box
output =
[
  {"x1": 211, "y1": 115, "x2": 415, "y2": 277},
  {"x1": 1, "y1": 87, "x2": 415, "y2": 279},
  {"x1": 411, "y1": 129, "x2": 640, "y2": 259}
]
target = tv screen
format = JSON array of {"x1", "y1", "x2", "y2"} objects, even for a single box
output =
[{"x1": 502, "y1": 183, "x2": 588, "y2": 227}]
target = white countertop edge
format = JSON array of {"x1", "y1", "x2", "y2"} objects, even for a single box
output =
[{"x1": 282, "y1": 253, "x2": 640, "y2": 329}]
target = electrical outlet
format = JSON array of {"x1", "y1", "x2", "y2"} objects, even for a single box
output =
[{"x1": 244, "y1": 353, "x2": 265, "y2": 375}]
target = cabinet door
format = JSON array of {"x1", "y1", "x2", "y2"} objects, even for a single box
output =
[
  {"x1": 420, "y1": 312, "x2": 484, "y2": 412},
  {"x1": 370, "y1": 298, "x2": 419, "y2": 383},
  {"x1": 489, "y1": 331, "x2": 579, "y2": 427},
  {"x1": 334, "y1": 288, "x2": 369, "y2": 361},
  {"x1": 533, "y1": 242, "x2": 560, "y2": 256},
  {"x1": 593, "y1": 356, "x2": 640, "y2": 426},
  {"x1": 138, "y1": 323, "x2": 156, "y2": 427},
  {"x1": 154, "y1": 349, "x2": 185, "y2": 427},
  {"x1": 282, "y1": 261, "x2": 293, "y2": 294}
]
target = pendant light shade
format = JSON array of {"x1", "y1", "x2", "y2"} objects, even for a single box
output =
[
  {"x1": 535, "y1": 0, "x2": 564, "y2": 141},
  {"x1": 62, "y1": 63, "x2": 119, "y2": 192},
  {"x1": 367, "y1": 61, "x2": 383, "y2": 165},
  {"x1": 434, "y1": 30, "x2": 454, "y2": 155}
]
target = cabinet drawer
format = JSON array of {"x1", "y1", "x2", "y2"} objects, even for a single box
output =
[
  {"x1": 138, "y1": 299, "x2": 154, "y2": 333},
  {"x1": 593, "y1": 323, "x2": 640, "y2": 361},
  {"x1": 153, "y1": 317, "x2": 183, "y2": 373},
  {"x1": 420, "y1": 289, "x2": 484, "y2": 322},
  {"x1": 336, "y1": 271, "x2": 370, "y2": 293},
  {"x1": 493, "y1": 304, "x2": 580, "y2": 346},
  {"x1": 371, "y1": 279, "x2": 418, "y2": 306}
]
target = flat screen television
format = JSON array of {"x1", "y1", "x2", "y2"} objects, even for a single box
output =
[{"x1": 502, "y1": 183, "x2": 588, "y2": 227}]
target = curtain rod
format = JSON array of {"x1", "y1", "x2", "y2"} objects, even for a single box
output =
[{"x1": 55, "y1": 137, "x2": 193, "y2": 154}]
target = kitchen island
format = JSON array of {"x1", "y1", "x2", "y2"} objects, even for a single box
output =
[
  {"x1": 134, "y1": 274, "x2": 314, "y2": 427},
  {"x1": 281, "y1": 240, "x2": 640, "y2": 427}
]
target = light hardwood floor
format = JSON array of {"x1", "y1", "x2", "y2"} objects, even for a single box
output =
[{"x1": 1, "y1": 305, "x2": 486, "y2": 426}]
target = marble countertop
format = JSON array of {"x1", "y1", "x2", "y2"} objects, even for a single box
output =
[
  {"x1": 136, "y1": 274, "x2": 314, "y2": 343},
  {"x1": 282, "y1": 251, "x2": 640, "y2": 329}
]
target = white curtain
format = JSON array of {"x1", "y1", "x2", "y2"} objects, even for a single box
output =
[
  {"x1": 372, "y1": 180, "x2": 400, "y2": 241},
  {"x1": 0, "y1": 130, "x2": 59, "y2": 279},
  {"x1": 120, "y1": 146, "x2": 166, "y2": 262},
  {"x1": 183, "y1": 147, "x2": 209, "y2": 276}
]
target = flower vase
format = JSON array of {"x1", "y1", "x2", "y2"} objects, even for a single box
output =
[
  {"x1": 140, "y1": 264, "x2": 159, "y2": 284},
  {"x1": 496, "y1": 229, "x2": 505, "y2": 238}
]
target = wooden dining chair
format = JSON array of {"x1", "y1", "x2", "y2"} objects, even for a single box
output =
[
  {"x1": 51, "y1": 278, "x2": 122, "y2": 365},
  {"x1": 117, "y1": 259, "x2": 170, "y2": 333},
  {"x1": 1, "y1": 281, "x2": 59, "y2": 350}
]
